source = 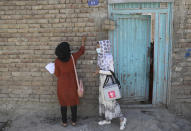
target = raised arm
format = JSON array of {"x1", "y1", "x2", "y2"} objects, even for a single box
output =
[{"x1": 73, "y1": 36, "x2": 86, "y2": 60}]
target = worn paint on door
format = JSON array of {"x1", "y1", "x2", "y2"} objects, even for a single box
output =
[
  {"x1": 109, "y1": 2, "x2": 173, "y2": 105},
  {"x1": 153, "y1": 12, "x2": 170, "y2": 104},
  {"x1": 111, "y1": 14, "x2": 151, "y2": 102}
]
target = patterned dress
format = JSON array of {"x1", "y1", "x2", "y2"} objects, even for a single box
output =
[
  {"x1": 97, "y1": 40, "x2": 123, "y2": 120},
  {"x1": 99, "y1": 71, "x2": 123, "y2": 120}
]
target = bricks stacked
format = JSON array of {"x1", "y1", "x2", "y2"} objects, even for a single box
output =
[
  {"x1": 102, "y1": 19, "x2": 115, "y2": 31},
  {"x1": 171, "y1": 0, "x2": 191, "y2": 118},
  {"x1": 1, "y1": 0, "x2": 191, "y2": 119},
  {"x1": 0, "y1": 0, "x2": 107, "y2": 105}
]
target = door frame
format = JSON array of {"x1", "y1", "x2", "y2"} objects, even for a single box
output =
[{"x1": 108, "y1": 2, "x2": 173, "y2": 106}]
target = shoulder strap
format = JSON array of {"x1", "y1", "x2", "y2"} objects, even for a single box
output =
[
  {"x1": 103, "y1": 75, "x2": 109, "y2": 88},
  {"x1": 71, "y1": 55, "x2": 79, "y2": 88},
  {"x1": 103, "y1": 75, "x2": 115, "y2": 88},
  {"x1": 109, "y1": 70, "x2": 121, "y2": 89}
]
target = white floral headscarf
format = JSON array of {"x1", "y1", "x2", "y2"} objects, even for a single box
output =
[
  {"x1": 97, "y1": 40, "x2": 114, "y2": 71},
  {"x1": 98, "y1": 40, "x2": 112, "y2": 54}
]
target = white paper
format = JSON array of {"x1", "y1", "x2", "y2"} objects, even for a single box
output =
[{"x1": 45, "y1": 62, "x2": 55, "y2": 74}]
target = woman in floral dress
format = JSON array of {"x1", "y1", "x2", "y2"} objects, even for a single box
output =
[{"x1": 94, "y1": 40, "x2": 127, "y2": 130}]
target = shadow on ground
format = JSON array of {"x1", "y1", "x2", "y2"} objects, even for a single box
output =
[{"x1": 1, "y1": 108, "x2": 191, "y2": 131}]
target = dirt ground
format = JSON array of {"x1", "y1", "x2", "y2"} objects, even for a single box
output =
[{"x1": 0, "y1": 104, "x2": 191, "y2": 131}]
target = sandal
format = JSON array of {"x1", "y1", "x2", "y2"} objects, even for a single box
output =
[
  {"x1": 120, "y1": 118, "x2": 127, "y2": 130},
  {"x1": 98, "y1": 120, "x2": 111, "y2": 125},
  {"x1": 61, "y1": 123, "x2": 67, "y2": 127},
  {"x1": 71, "y1": 122, "x2": 76, "y2": 126}
]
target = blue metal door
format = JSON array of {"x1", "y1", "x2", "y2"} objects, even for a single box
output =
[{"x1": 111, "y1": 14, "x2": 151, "y2": 102}]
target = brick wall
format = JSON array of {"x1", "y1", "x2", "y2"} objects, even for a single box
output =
[
  {"x1": 0, "y1": 0, "x2": 107, "y2": 109},
  {"x1": 171, "y1": 0, "x2": 191, "y2": 118},
  {"x1": 1, "y1": 0, "x2": 191, "y2": 119}
]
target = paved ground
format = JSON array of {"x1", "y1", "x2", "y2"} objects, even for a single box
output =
[{"x1": 1, "y1": 107, "x2": 191, "y2": 131}]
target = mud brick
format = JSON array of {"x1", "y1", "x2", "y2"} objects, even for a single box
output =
[{"x1": 0, "y1": 0, "x2": 190, "y2": 120}]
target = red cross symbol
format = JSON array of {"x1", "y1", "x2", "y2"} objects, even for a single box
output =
[{"x1": 108, "y1": 91, "x2": 116, "y2": 98}]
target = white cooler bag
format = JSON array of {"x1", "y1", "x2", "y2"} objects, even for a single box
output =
[
  {"x1": 103, "y1": 83, "x2": 121, "y2": 101},
  {"x1": 103, "y1": 71, "x2": 121, "y2": 101}
]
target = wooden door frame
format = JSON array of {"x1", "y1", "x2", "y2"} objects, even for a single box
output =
[{"x1": 108, "y1": 2, "x2": 173, "y2": 106}]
